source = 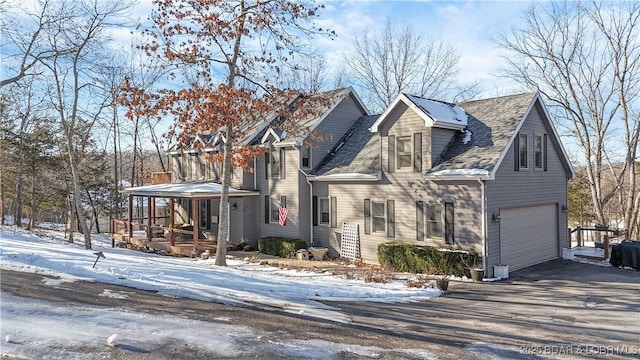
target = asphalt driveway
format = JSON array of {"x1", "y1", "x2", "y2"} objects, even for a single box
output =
[{"x1": 330, "y1": 259, "x2": 640, "y2": 359}]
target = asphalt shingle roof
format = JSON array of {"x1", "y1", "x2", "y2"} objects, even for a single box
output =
[
  {"x1": 313, "y1": 92, "x2": 536, "y2": 178},
  {"x1": 428, "y1": 92, "x2": 535, "y2": 174},
  {"x1": 311, "y1": 115, "x2": 380, "y2": 176}
]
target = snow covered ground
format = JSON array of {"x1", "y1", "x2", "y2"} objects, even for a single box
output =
[{"x1": 0, "y1": 225, "x2": 444, "y2": 359}]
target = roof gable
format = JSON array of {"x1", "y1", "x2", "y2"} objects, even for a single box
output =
[
  {"x1": 370, "y1": 93, "x2": 468, "y2": 133},
  {"x1": 426, "y1": 92, "x2": 574, "y2": 179}
]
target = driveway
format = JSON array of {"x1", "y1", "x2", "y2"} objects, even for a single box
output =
[
  {"x1": 2, "y1": 259, "x2": 638, "y2": 359},
  {"x1": 331, "y1": 259, "x2": 640, "y2": 359}
]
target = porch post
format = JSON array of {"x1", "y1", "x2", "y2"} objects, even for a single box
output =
[
  {"x1": 151, "y1": 196, "x2": 156, "y2": 227},
  {"x1": 192, "y1": 199, "x2": 199, "y2": 252},
  {"x1": 147, "y1": 196, "x2": 152, "y2": 243},
  {"x1": 169, "y1": 198, "x2": 175, "y2": 246},
  {"x1": 128, "y1": 194, "x2": 133, "y2": 239}
]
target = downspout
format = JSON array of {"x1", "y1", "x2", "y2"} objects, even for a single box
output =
[
  {"x1": 478, "y1": 179, "x2": 487, "y2": 271},
  {"x1": 253, "y1": 158, "x2": 257, "y2": 190}
]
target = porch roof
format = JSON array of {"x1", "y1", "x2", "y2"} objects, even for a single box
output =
[{"x1": 123, "y1": 181, "x2": 260, "y2": 198}]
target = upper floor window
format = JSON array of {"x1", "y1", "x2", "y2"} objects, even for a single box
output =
[
  {"x1": 270, "y1": 143, "x2": 280, "y2": 178},
  {"x1": 534, "y1": 134, "x2": 543, "y2": 169},
  {"x1": 397, "y1": 136, "x2": 412, "y2": 169},
  {"x1": 388, "y1": 133, "x2": 422, "y2": 173},
  {"x1": 301, "y1": 145, "x2": 311, "y2": 169},
  {"x1": 518, "y1": 133, "x2": 528, "y2": 169}
]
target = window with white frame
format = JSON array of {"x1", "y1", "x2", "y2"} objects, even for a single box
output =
[
  {"x1": 270, "y1": 197, "x2": 280, "y2": 222},
  {"x1": 319, "y1": 197, "x2": 330, "y2": 225},
  {"x1": 270, "y1": 143, "x2": 280, "y2": 178},
  {"x1": 518, "y1": 133, "x2": 528, "y2": 169},
  {"x1": 396, "y1": 136, "x2": 412, "y2": 169},
  {"x1": 426, "y1": 204, "x2": 443, "y2": 239},
  {"x1": 372, "y1": 201, "x2": 386, "y2": 233},
  {"x1": 301, "y1": 144, "x2": 311, "y2": 168},
  {"x1": 534, "y1": 134, "x2": 543, "y2": 169}
]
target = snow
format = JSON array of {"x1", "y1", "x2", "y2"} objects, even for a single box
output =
[
  {"x1": 124, "y1": 181, "x2": 258, "y2": 197},
  {"x1": 311, "y1": 172, "x2": 379, "y2": 181},
  {"x1": 0, "y1": 225, "x2": 442, "y2": 359},
  {"x1": 429, "y1": 168, "x2": 490, "y2": 177},
  {"x1": 0, "y1": 226, "x2": 440, "y2": 324},
  {"x1": 463, "y1": 129, "x2": 472, "y2": 144},
  {"x1": 406, "y1": 94, "x2": 468, "y2": 128}
]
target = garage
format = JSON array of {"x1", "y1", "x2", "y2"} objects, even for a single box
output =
[{"x1": 499, "y1": 204, "x2": 558, "y2": 271}]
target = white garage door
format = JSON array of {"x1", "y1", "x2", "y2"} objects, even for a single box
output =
[{"x1": 500, "y1": 204, "x2": 558, "y2": 271}]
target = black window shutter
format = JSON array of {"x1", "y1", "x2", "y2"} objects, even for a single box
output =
[
  {"x1": 387, "y1": 199, "x2": 395, "y2": 238},
  {"x1": 388, "y1": 135, "x2": 395, "y2": 173},
  {"x1": 264, "y1": 196, "x2": 270, "y2": 224},
  {"x1": 280, "y1": 148, "x2": 286, "y2": 179},
  {"x1": 312, "y1": 196, "x2": 318, "y2": 226},
  {"x1": 330, "y1": 196, "x2": 337, "y2": 228},
  {"x1": 514, "y1": 134, "x2": 520, "y2": 171},
  {"x1": 364, "y1": 199, "x2": 371, "y2": 235},
  {"x1": 281, "y1": 196, "x2": 286, "y2": 208},
  {"x1": 413, "y1": 132, "x2": 422, "y2": 173},
  {"x1": 444, "y1": 201, "x2": 454, "y2": 245},
  {"x1": 416, "y1": 201, "x2": 425, "y2": 241},
  {"x1": 265, "y1": 152, "x2": 269, "y2": 179},
  {"x1": 543, "y1": 134, "x2": 548, "y2": 172}
]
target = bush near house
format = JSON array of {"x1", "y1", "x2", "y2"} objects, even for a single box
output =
[
  {"x1": 258, "y1": 237, "x2": 307, "y2": 258},
  {"x1": 378, "y1": 243, "x2": 478, "y2": 277}
]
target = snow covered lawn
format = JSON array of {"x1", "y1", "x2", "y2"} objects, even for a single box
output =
[{"x1": 0, "y1": 226, "x2": 441, "y2": 323}]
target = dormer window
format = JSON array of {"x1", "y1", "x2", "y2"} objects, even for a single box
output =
[
  {"x1": 397, "y1": 136, "x2": 412, "y2": 169},
  {"x1": 270, "y1": 142, "x2": 280, "y2": 178},
  {"x1": 388, "y1": 133, "x2": 422, "y2": 173},
  {"x1": 301, "y1": 144, "x2": 311, "y2": 169}
]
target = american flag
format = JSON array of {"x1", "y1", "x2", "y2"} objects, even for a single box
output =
[{"x1": 278, "y1": 206, "x2": 289, "y2": 226}]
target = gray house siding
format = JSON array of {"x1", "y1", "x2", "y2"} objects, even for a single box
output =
[
  {"x1": 312, "y1": 104, "x2": 484, "y2": 264},
  {"x1": 431, "y1": 128, "x2": 455, "y2": 167},
  {"x1": 310, "y1": 96, "x2": 367, "y2": 169},
  {"x1": 485, "y1": 101, "x2": 569, "y2": 274},
  {"x1": 315, "y1": 180, "x2": 483, "y2": 264},
  {"x1": 256, "y1": 147, "x2": 303, "y2": 240}
]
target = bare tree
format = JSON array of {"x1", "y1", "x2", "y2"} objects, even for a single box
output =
[
  {"x1": 0, "y1": 0, "x2": 78, "y2": 88},
  {"x1": 36, "y1": 0, "x2": 134, "y2": 248},
  {"x1": 496, "y1": 1, "x2": 640, "y2": 237},
  {"x1": 345, "y1": 19, "x2": 475, "y2": 112}
]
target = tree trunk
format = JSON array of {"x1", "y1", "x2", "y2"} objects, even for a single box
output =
[
  {"x1": 29, "y1": 165, "x2": 36, "y2": 229},
  {"x1": 66, "y1": 136, "x2": 91, "y2": 248},
  {"x1": 14, "y1": 174, "x2": 23, "y2": 227},
  {"x1": 215, "y1": 125, "x2": 234, "y2": 266}
]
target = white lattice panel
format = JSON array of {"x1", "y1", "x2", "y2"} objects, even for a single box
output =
[{"x1": 340, "y1": 223, "x2": 360, "y2": 260}]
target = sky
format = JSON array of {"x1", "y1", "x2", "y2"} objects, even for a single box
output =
[
  {"x1": 315, "y1": 0, "x2": 532, "y2": 96},
  {"x1": 0, "y1": 224, "x2": 446, "y2": 358}
]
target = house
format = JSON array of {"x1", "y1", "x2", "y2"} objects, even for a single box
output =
[{"x1": 122, "y1": 89, "x2": 573, "y2": 275}]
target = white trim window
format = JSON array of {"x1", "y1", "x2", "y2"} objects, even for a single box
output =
[
  {"x1": 426, "y1": 204, "x2": 443, "y2": 239},
  {"x1": 396, "y1": 136, "x2": 412, "y2": 170},
  {"x1": 534, "y1": 134, "x2": 543, "y2": 169},
  {"x1": 518, "y1": 132, "x2": 528, "y2": 169},
  {"x1": 372, "y1": 201, "x2": 386, "y2": 233},
  {"x1": 301, "y1": 144, "x2": 311, "y2": 169},
  {"x1": 319, "y1": 197, "x2": 330, "y2": 225}
]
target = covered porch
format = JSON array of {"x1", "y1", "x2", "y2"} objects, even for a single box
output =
[{"x1": 113, "y1": 181, "x2": 260, "y2": 257}]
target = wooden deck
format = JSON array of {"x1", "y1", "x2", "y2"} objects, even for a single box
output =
[{"x1": 111, "y1": 219, "x2": 230, "y2": 257}]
